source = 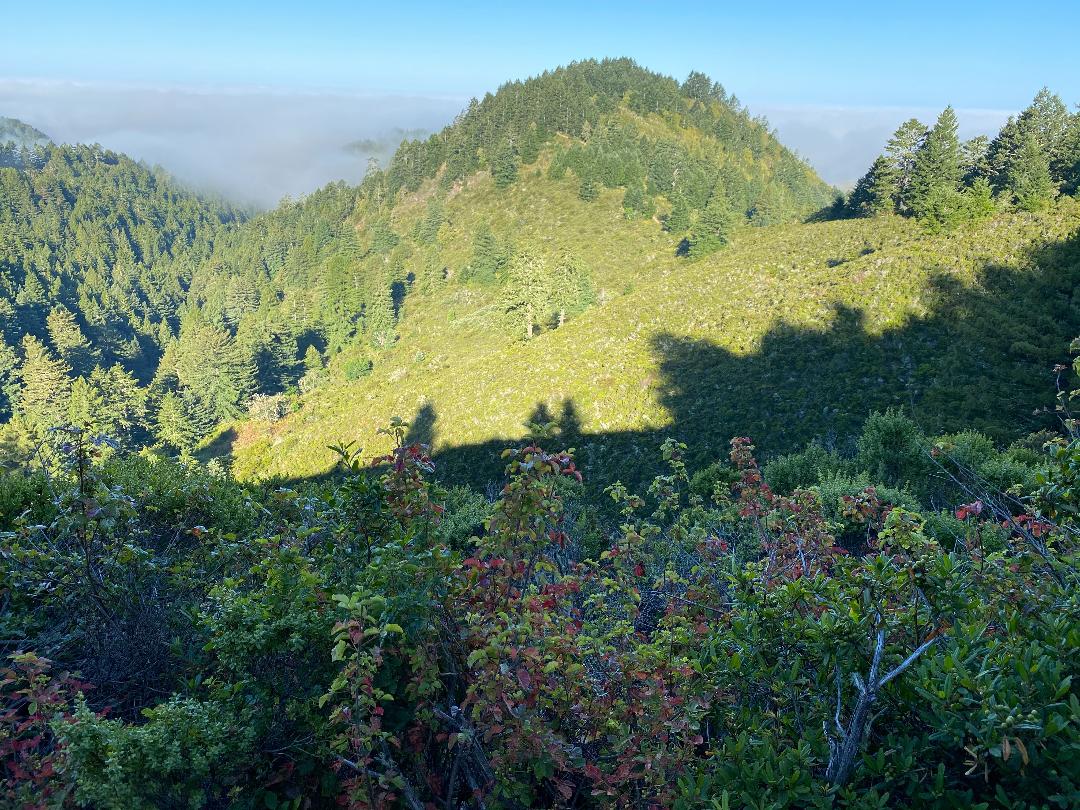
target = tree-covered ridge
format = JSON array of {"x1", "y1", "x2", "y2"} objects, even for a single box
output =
[
  {"x1": 0, "y1": 143, "x2": 243, "y2": 456},
  {"x1": 380, "y1": 58, "x2": 834, "y2": 224},
  {"x1": 844, "y1": 88, "x2": 1080, "y2": 227},
  {"x1": 0, "y1": 117, "x2": 51, "y2": 166}
]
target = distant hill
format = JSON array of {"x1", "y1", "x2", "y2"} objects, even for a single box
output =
[{"x1": 0, "y1": 116, "x2": 50, "y2": 148}]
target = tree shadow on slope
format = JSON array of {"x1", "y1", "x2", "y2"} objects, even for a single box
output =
[{"x1": 420, "y1": 228, "x2": 1080, "y2": 494}]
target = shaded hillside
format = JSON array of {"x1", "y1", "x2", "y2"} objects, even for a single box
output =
[{"x1": 229, "y1": 189, "x2": 1080, "y2": 487}]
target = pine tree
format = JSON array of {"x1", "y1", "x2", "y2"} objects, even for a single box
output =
[
  {"x1": 578, "y1": 175, "x2": 599, "y2": 202},
  {"x1": 0, "y1": 339, "x2": 18, "y2": 420},
  {"x1": 466, "y1": 224, "x2": 504, "y2": 284},
  {"x1": 491, "y1": 139, "x2": 518, "y2": 189},
  {"x1": 1007, "y1": 133, "x2": 1054, "y2": 211},
  {"x1": 847, "y1": 155, "x2": 899, "y2": 216},
  {"x1": 173, "y1": 319, "x2": 256, "y2": 424},
  {"x1": 665, "y1": 192, "x2": 691, "y2": 232},
  {"x1": 622, "y1": 182, "x2": 648, "y2": 219},
  {"x1": 155, "y1": 390, "x2": 199, "y2": 453},
  {"x1": 15, "y1": 334, "x2": 72, "y2": 429},
  {"x1": 688, "y1": 187, "x2": 737, "y2": 258},
  {"x1": 46, "y1": 305, "x2": 98, "y2": 376},
  {"x1": 364, "y1": 287, "x2": 397, "y2": 348},
  {"x1": 92, "y1": 365, "x2": 148, "y2": 447},
  {"x1": 908, "y1": 107, "x2": 962, "y2": 219},
  {"x1": 1020, "y1": 88, "x2": 1072, "y2": 183},
  {"x1": 961, "y1": 135, "x2": 991, "y2": 183}
]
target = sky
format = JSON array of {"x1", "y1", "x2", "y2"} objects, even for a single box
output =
[{"x1": 3, "y1": 1, "x2": 1077, "y2": 202}]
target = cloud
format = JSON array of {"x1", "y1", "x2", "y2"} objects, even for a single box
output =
[
  {"x1": 753, "y1": 104, "x2": 1014, "y2": 187},
  {"x1": 1, "y1": 79, "x2": 1020, "y2": 200},
  {"x1": 0, "y1": 79, "x2": 463, "y2": 206}
]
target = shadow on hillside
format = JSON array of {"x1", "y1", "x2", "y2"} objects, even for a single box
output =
[{"x1": 287, "y1": 228, "x2": 1080, "y2": 494}]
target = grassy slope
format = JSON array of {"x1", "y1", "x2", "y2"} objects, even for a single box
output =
[{"x1": 229, "y1": 162, "x2": 1080, "y2": 488}]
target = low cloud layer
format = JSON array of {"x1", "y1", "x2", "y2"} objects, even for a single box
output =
[
  {"x1": 0, "y1": 80, "x2": 463, "y2": 207},
  {"x1": 757, "y1": 103, "x2": 1013, "y2": 188},
  {"x1": 1, "y1": 80, "x2": 1017, "y2": 201}
]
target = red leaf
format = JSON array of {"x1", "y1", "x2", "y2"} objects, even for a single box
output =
[{"x1": 515, "y1": 667, "x2": 532, "y2": 691}]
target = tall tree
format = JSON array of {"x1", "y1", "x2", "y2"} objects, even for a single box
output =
[
  {"x1": 885, "y1": 118, "x2": 928, "y2": 214},
  {"x1": 46, "y1": 305, "x2": 98, "y2": 376},
  {"x1": 491, "y1": 139, "x2": 518, "y2": 189},
  {"x1": 908, "y1": 107, "x2": 962, "y2": 219},
  {"x1": 503, "y1": 250, "x2": 551, "y2": 340},
  {"x1": 1006, "y1": 133, "x2": 1054, "y2": 211},
  {"x1": 688, "y1": 186, "x2": 737, "y2": 258},
  {"x1": 549, "y1": 253, "x2": 593, "y2": 327},
  {"x1": 15, "y1": 334, "x2": 72, "y2": 429},
  {"x1": 173, "y1": 320, "x2": 256, "y2": 424},
  {"x1": 847, "y1": 156, "x2": 899, "y2": 217}
]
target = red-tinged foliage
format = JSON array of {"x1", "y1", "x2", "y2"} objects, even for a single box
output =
[{"x1": 0, "y1": 652, "x2": 92, "y2": 810}]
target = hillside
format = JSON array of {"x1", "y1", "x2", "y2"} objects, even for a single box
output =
[
  {"x1": 227, "y1": 173, "x2": 1080, "y2": 486},
  {"x1": 0, "y1": 142, "x2": 243, "y2": 459}
]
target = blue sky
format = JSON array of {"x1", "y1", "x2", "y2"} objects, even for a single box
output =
[
  {"x1": 7, "y1": 1, "x2": 1077, "y2": 105},
  {"x1": 4, "y1": 1, "x2": 1077, "y2": 199}
]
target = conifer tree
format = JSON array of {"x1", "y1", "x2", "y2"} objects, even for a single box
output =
[
  {"x1": 1020, "y1": 88, "x2": 1072, "y2": 183},
  {"x1": 504, "y1": 250, "x2": 551, "y2": 340},
  {"x1": 908, "y1": 107, "x2": 962, "y2": 219},
  {"x1": 578, "y1": 175, "x2": 599, "y2": 202},
  {"x1": 491, "y1": 139, "x2": 518, "y2": 189},
  {"x1": 0, "y1": 338, "x2": 19, "y2": 420},
  {"x1": 665, "y1": 192, "x2": 691, "y2": 232},
  {"x1": 885, "y1": 118, "x2": 928, "y2": 214},
  {"x1": 847, "y1": 156, "x2": 899, "y2": 216},
  {"x1": 1007, "y1": 133, "x2": 1054, "y2": 211},
  {"x1": 549, "y1": 252, "x2": 593, "y2": 327},
  {"x1": 173, "y1": 320, "x2": 256, "y2": 423},
  {"x1": 688, "y1": 187, "x2": 737, "y2": 258},
  {"x1": 15, "y1": 334, "x2": 72, "y2": 429},
  {"x1": 961, "y1": 135, "x2": 991, "y2": 183},
  {"x1": 46, "y1": 305, "x2": 98, "y2": 376},
  {"x1": 155, "y1": 390, "x2": 200, "y2": 453},
  {"x1": 467, "y1": 224, "x2": 504, "y2": 284}
]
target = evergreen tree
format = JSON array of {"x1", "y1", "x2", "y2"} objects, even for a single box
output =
[
  {"x1": 847, "y1": 156, "x2": 899, "y2": 217},
  {"x1": 1007, "y1": 133, "x2": 1054, "y2": 211},
  {"x1": 15, "y1": 334, "x2": 72, "y2": 429},
  {"x1": 504, "y1": 250, "x2": 552, "y2": 340},
  {"x1": 549, "y1": 252, "x2": 593, "y2": 327},
  {"x1": 622, "y1": 182, "x2": 649, "y2": 219},
  {"x1": 578, "y1": 175, "x2": 599, "y2": 202},
  {"x1": 173, "y1": 320, "x2": 257, "y2": 424},
  {"x1": 665, "y1": 192, "x2": 691, "y2": 232},
  {"x1": 0, "y1": 339, "x2": 18, "y2": 420},
  {"x1": 961, "y1": 135, "x2": 991, "y2": 183},
  {"x1": 466, "y1": 224, "x2": 504, "y2": 284},
  {"x1": 1020, "y1": 88, "x2": 1072, "y2": 183},
  {"x1": 155, "y1": 390, "x2": 199, "y2": 453},
  {"x1": 518, "y1": 124, "x2": 542, "y2": 165},
  {"x1": 46, "y1": 305, "x2": 98, "y2": 376},
  {"x1": 91, "y1": 365, "x2": 148, "y2": 447},
  {"x1": 491, "y1": 139, "x2": 518, "y2": 189},
  {"x1": 688, "y1": 187, "x2": 737, "y2": 258},
  {"x1": 364, "y1": 287, "x2": 397, "y2": 348},
  {"x1": 885, "y1": 118, "x2": 928, "y2": 214},
  {"x1": 908, "y1": 107, "x2": 962, "y2": 219}
]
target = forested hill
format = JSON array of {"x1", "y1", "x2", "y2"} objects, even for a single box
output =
[
  {"x1": 3, "y1": 61, "x2": 1080, "y2": 494},
  {"x1": 0, "y1": 140, "x2": 243, "y2": 458},
  {"x1": 0, "y1": 59, "x2": 837, "y2": 470}
]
